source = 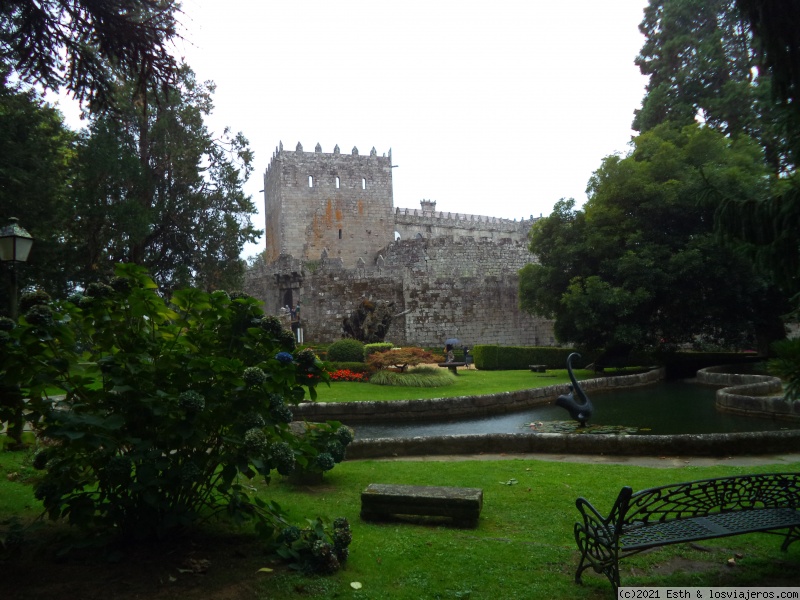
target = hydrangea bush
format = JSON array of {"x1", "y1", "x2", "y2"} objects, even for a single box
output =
[{"x1": 2, "y1": 265, "x2": 353, "y2": 553}]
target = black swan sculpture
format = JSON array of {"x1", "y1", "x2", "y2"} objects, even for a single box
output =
[{"x1": 555, "y1": 352, "x2": 594, "y2": 427}]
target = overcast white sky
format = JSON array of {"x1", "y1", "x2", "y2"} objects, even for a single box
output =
[{"x1": 56, "y1": 0, "x2": 651, "y2": 259}]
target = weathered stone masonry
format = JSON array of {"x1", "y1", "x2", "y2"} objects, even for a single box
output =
[{"x1": 246, "y1": 142, "x2": 555, "y2": 347}]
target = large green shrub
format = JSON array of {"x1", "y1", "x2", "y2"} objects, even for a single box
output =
[
  {"x1": 326, "y1": 339, "x2": 365, "y2": 362},
  {"x1": 2, "y1": 265, "x2": 353, "y2": 549}
]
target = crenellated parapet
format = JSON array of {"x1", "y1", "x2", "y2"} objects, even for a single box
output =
[{"x1": 393, "y1": 205, "x2": 538, "y2": 243}]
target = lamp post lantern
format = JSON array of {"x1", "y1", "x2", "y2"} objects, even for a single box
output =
[{"x1": 0, "y1": 217, "x2": 34, "y2": 319}]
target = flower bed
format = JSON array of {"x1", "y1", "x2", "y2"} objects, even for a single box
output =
[{"x1": 329, "y1": 369, "x2": 368, "y2": 382}]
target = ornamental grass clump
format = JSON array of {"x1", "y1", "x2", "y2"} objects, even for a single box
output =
[
  {"x1": 1, "y1": 263, "x2": 348, "y2": 550},
  {"x1": 369, "y1": 365, "x2": 457, "y2": 387}
]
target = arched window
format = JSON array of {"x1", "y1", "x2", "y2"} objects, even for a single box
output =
[
  {"x1": 361, "y1": 177, "x2": 366, "y2": 190},
  {"x1": 338, "y1": 229, "x2": 342, "y2": 239},
  {"x1": 308, "y1": 175, "x2": 313, "y2": 187},
  {"x1": 335, "y1": 176, "x2": 340, "y2": 189}
]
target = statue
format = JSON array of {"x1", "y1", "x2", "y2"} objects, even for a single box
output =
[{"x1": 555, "y1": 352, "x2": 594, "y2": 427}]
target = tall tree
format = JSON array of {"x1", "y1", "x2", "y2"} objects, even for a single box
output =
[
  {"x1": 520, "y1": 124, "x2": 787, "y2": 356},
  {"x1": 0, "y1": 73, "x2": 74, "y2": 314},
  {"x1": 68, "y1": 65, "x2": 260, "y2": 292},
  {"x1": 0, "y1": 0, "x2": 179, "y2": 110},
  {"x1": 713, "y1": 0, "x2": 800, "y2": 307},
  {"x1": 737, "y1": 0, "x2": 800, "y2": 113},
  {"x1": 635, "y1": 0, "x2": 793, "y2": 173}
]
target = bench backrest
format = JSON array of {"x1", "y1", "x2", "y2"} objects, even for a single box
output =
[{"x1": 620, "y1": 473, "x2": 800, "y2": 528}]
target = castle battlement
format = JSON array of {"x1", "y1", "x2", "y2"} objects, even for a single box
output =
[
  {"x1": 248, "y1": 139, "x2": 555, "y2": 348},
  {"x1": 393, "y1": 206, "x2": 537, "y2": 243},
  {"x1": 395, "y1": 207, "x2": 535, "y2": 228},
  {"x1": 266, "y1": 141, "x2": 392, "y2": 172}
]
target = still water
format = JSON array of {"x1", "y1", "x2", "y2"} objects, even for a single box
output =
[{"x1": 353, "y1": 380, "x2": 800, "y2": 439}]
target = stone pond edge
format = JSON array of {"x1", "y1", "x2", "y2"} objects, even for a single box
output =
[{"x1": 294, "y1": 367, "x2": 799, "y2": 458}]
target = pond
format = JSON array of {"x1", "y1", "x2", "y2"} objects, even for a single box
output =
[{"x1": 353, "y1": 380, "x2": 800, "y2": 439}]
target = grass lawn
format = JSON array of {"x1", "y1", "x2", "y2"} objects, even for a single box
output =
[
  {"x1": 2, "y1": 449, "x2": 799, "y2": 599},
  {"x1": 312, "y1": 368, "x2": 599, "y2": 402}
]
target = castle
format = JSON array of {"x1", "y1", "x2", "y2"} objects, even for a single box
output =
[{"x1": 244, "y1": 142, "x2": 556, "y2": 347}]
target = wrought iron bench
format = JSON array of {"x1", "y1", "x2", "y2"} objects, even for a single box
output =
[{"x1": 573, "y1": 472, "x2": 800, "y2": 593}]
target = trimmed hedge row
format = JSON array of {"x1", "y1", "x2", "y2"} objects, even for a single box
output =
[
  {"x1": 471, "y1": 346, "x2": 760, "y2": 373},
  {"x1": 471, "y1": 346, "x2": 593, "y2": 370},
  {"x1": 364, "y1": 342, "x2": 393, "y2": 359}
]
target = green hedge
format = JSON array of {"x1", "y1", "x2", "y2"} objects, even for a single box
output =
[
  {"x1": 471, "y1": 346, "x2": 758, "y2": 374},
  {"x1": 661, "y1": 351, "x2": 762, "y2": 378},
  {"x1": 364, "y1": 342, "x2": 394, "y2": 359},
  {"x1": 471, "y1": 346, "x2": 606, "y2": 370},
  {"x1": 471, "y1": 346, "x2": 584, "y2": 370}
]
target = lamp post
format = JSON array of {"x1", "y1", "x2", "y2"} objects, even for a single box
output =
[{"x1": 0, "y1": 217, "x2": 34, "y2": 320}]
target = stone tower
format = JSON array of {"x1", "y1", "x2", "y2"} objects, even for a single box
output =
[{"x1": 263, "y1": 142, "x2": 395, "y2": 265}]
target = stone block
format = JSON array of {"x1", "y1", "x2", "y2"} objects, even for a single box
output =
[{"x1": 361, "y1": 483, "x2": 483, "y2": 526}]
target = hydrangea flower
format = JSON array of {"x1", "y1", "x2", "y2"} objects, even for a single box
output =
[
  {"x1": 335, "y1": 426, "x2": 355, "y2": 446},
  {"x1": 280, "y1": 525, "x2": 301, "y2": 543},
  {"x1": 271, "y1": 442, "x2": 296, "y2": 475},
  {"x1": 179, "y1": 390, "x2": 205, "y2": 413},
  {"x1": 244, "y1": 428, "x2": 268, "y2": 452},
  {"x1": 270, "y1": 404, "x2": 294, "y2": 424},
  {"x1": 315, "y1": 452, "x2": 336, "y2": 472},
  {"x1": 275, "y1": 351, "x2": 294, "y2": 364},
  {"x1": 85, "y1": 282, "x2": 114, "y2": 298},
  {"x1": 24, "y1": 304, "x2": 54, "y2": 327},
  {"x1": 19, "y1": 289, "x2": 51, "y2": 312},
  {"x1": 243, "y1": 366, "x2": 267, "y2": 386}
]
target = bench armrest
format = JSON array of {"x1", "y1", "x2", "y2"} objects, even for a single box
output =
[
  {"x1": 574, "y1": 488, "x2": 633, "y2": 588},
  {"x1": 575, "y1": 497, "x2": 616, "y2": 543}
]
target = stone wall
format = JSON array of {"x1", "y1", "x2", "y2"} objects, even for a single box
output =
[
  {"x1": 263, "y1": 143, "x2": 394, "y2": 265},
  {"x1": 393, "y1": 207, "x2": 533, "y2": 243},
  {"x1": 249, "y1": 140, "x2": 555, "y2": 347},
  {"x1": 345, "y1": 430, "x2": 800, "y2": 459},
  {"x1": 697, "y1": 365, "x2": 800, "y2": 420},
  {"x1": 293, "y1": 368, "x2": 665, "y2": 423},
  {"x1": 246, "y1": 235, "x2": 555, "y2": 346}
]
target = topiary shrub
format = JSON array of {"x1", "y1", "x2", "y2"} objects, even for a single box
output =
[
  {"x1": 327, "y1": 339, "x2": 365, "y2": 363},
  {"x1": 5, "y1": 263, "x2": 352, "y2": 549},
  {"x1": 364, "y1": 342, "x2": 393, "y2": 359}
]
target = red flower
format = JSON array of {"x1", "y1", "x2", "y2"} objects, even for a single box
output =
[{"x1": 330, "y1": 369, "x2": 367, "y2": 382}]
